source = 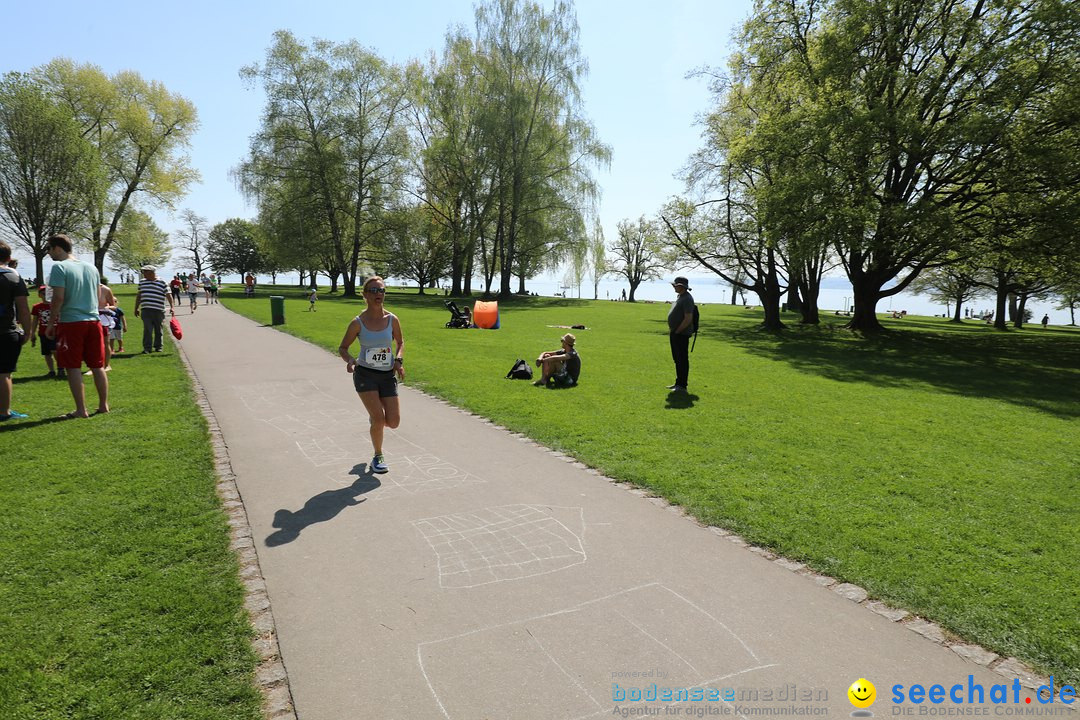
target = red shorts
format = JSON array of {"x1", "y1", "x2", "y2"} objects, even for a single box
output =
[{"x1": 56, "y1": 321, "x2": 105, "y2": 369}]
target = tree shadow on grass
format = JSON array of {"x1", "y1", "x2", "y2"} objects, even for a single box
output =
[
  {"x1": 265, "y1": 464, "x2": 380, "y2": 547},
  {"x1": 716, "y1": 322, "x2": 1080, "y2": 419}
]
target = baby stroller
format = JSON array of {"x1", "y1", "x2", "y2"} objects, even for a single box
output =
[{"x1": 444, "y1": 300, "x2": 472, "y2": 329}]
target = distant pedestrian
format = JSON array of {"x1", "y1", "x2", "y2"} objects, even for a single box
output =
[
  {"x1": 169, "y1": 275, "x2": 182, "y2": 304},
  {"x1": 308, "y1": 288, "x2": 318, "y2": 312},
  {"x1": 667, "y1": 276, "x2": 695, "y2": 392},
  {"x1": 338, "y1": 276, "x2": 405, "y2": 475},
  {"x1": 185, "y1": 275, "x2": 201, "y2": 312},
  {"x1": 208, "y1": 274, "x2": 219, "y2": 304},
  {"x1": 244, "y1": 273, "x2": 255, "y2": 297},
  {"x1": 621, "y1": 288, "x2": 626, "y2": 302},
  {"x1": 134, "y1": 265, "x2": 174, "y2": 354},
  {"x1": 1041, "y1": 314, "x2": 1049, "y2": 329},
  {"x1": 45, "y1": 234, "x2": 108, "y2": 419},
  {"x1": 0, "y1": 241, "x2": 31, "y2": 420}
]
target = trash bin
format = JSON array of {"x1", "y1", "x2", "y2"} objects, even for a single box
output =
[{"x1": 270, "y1": 296, "x2": 285, "y2": 326}]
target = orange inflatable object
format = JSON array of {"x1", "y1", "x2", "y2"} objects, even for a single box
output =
[{"x1": 472, "y1": 301, "x2": 500, "y2": 329}]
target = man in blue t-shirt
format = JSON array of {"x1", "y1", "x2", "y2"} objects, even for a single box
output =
[
  {"x1": 45, "y1": 234, "x2": 108, "y2": 418},
  {"x1": 0, "y1": 241, "x2": 31, "y2": 420},
  {"x1": 667, "y1": 276, "x2": 695, "y2": 392}
]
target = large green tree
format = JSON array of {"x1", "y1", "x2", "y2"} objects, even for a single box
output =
[
  {"x1": 207, "y1": 218, "x2": 267, "y2": 282},
  {"x1": 238, "y1": 31, "x2": 413, "y2": 297},
  {"x1": 413, "y1": 33, "x2": 493, "y2": 297},
  {"x1": 413, "y1": 0, "x2": 608, "y2": 299},
  {"x1": 384, "y1": 205, "x2": 452, "y2": 294},
  {"x1": 0, "y1": 72, "x2": 98, "y2": 282},
  {"x1": 38, "y1": 60, "x2": 198, "y2": 275},
  {"x1": 472, "y1": 0, "x2": 609, "y2": 298},
  {"x1": 721, "y1": 0, "x2": 1080, "y2": 331}
]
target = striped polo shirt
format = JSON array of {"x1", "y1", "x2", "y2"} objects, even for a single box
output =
[{"x1": 137, "y1": 278, "x2": 169, "y2": 311}]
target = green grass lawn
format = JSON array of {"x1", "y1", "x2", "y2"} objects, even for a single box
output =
[
  {"x1": 0, "y1": 287, "x2": 262, "y2": 720},
  {"x1": 225, "y1": 284, "x2": 1079, "y2": 685}
]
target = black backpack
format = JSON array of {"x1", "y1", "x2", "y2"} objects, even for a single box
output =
[
  {"x1": 506, "y1": 358, "x2": 533, "y2": 380},
  {"x1": 691, "y1": 304, "x2": 700, "y2": 352}
]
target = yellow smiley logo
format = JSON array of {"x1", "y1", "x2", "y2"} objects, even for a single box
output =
[{"x1": 848, "y1": 678, "x2": 876, "y2": 709}]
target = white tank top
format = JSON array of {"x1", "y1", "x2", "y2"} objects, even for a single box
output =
[{"x1": 356, "y1": 313, "x2": 395, "y2": 370}]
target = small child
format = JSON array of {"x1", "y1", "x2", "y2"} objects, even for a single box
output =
[
  {"x1": 29, "y1": 286, "x2": 62, "y2": 378},
  {"x1": 109, "y1": 304, "x2": 127, "y2": 353},
  {"x1": 308, "y1": 288, "x2": 318, "y2": 312}
]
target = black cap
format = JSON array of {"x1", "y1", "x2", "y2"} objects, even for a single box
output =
[{"x1": 672, "y1": 276, "x2": 691, "y2": 290}]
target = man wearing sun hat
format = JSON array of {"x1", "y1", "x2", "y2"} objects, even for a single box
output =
[
  {"x1": 667, "y1": 276, "x2": 696, "y2": 392},
  {"x1": 134, "y1": 264, "x2": 174, "y2": 354}
]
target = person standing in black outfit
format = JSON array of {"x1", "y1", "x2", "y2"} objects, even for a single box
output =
[{"x1": 667, "y1": 277, "x2": 695, "y2": 392}]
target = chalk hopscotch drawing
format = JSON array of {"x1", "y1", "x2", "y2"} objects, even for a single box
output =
[
  {"x1": 235, "y1": 380, "x2": 342, "y2": 417},
  {"x1": 417, "y1": 583, "x2": 776, "y2": 720},
  {"x1": 264, "y1": 407, "x2": 355, "y2": 436},
  {"x1": 295, "y1": 437, "x2": 354, "y2": 467},
  {"x1": 413, "y1": 505, "x2": 586, "y2": 589},
  {"x1": 324, "y1": 453, "x2": 485, "y2": 498}
]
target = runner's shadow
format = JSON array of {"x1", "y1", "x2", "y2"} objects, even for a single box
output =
[{"x1": 265, "y1": 464, "x2": 380, "y2": 547}]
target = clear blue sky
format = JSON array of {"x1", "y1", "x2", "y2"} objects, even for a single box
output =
[{"x1": 1, "y1": 0, "x2": 753, "y2": 260}]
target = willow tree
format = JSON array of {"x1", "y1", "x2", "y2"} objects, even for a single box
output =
[
  {"x1": 471, "y1": 0, "x2": 609, "y2": 298},
  {"x1": 414, "y1": 33, "x2": 493, "y2": 297},
  {"x1": 238, "y1": 31, "x2": 413, "y2": 296},
  {"x1": 38, "y1": 60, "x2": 198, "y2": 275}
]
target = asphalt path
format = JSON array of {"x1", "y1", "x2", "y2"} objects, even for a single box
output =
[{"x1": 175, "y1": 301, "x2": 1059, "y2": 720}]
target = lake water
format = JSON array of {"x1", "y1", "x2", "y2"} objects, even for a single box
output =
[{"x1": 516, "y1": 274, "x2": 1072, "y2": 326}]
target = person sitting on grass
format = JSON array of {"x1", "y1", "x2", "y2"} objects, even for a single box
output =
[{"x1": 534, "y1": 333, "x2": 581, "y2": 387}]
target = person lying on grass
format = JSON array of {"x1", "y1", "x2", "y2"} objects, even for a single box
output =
[{"x1": 534, "y1": 333, "x2": 580, "y2": 387}]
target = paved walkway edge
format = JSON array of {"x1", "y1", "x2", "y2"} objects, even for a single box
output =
[{"x1": 175, "y1": 337, "x2": 298, "y2": 720}]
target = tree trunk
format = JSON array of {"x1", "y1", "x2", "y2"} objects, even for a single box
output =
[
  {"x1": 730, "y1": 284, "x2": 739, "y2": 305},
  {"x1": 952, "y1": 292, "x2": 964, "y2": 322},
  {"x1": 329, "y1": 270, "x2": 340, "y2": 294},
  {"x1": 786, "y1": 283, "x2": 803, "y2": 313},
  {"x1": 94, "y1": 247, "x2": 108, "y2": 278},
  {"x1": 628, "y1": 279, "x2": 641, "y2": 302},
  {"x1": 799, "y1": 277, "x2": 821, "y2": 325},
  {"x1": 34, "y1": 249, "x2": 46, "y2": 287},
  {"x1": 994, "y1": 285, "x2": 1008, "y2": 330},
  {"x1": 758, "y1": 288, "x2": 785, "y2": 330},
  {"x1": 846, "y1": 282, "x2": 884, "y2": 332},
  {"x1": 1008, "y1": 293, "x2": 1018, "y2": 323},
  {"x1": 1013, "y1": 294, "x2": 1028, "y2": 329}
]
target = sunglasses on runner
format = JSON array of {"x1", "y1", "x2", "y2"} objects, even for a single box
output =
[{"x1": 365, "y1": 287, "x2": 386, "y2": 294}]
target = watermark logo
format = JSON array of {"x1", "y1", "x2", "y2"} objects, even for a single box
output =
[{"x1": 849, "y1": 678, "x2": 877, "y2": 717}]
